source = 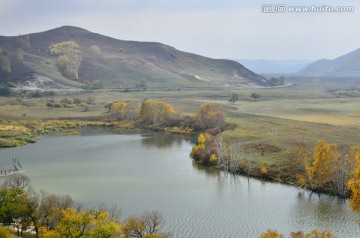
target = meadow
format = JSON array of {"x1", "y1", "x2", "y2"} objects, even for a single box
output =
[{"x1": 0, "y1": 78, "x2": 359, "y2": 175}]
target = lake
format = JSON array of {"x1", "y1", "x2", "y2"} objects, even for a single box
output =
[{"x1": 0, "y1": 129, "x2": 358, "y2": 238}]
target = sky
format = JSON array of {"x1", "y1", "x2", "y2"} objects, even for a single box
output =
[{"x1": 0, "y1": 0, "x2": 360, "y2": 60}]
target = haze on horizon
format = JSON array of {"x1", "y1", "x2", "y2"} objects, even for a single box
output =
[{"x1": 0, "y1": 0, "x2": 359, "y2": 60}]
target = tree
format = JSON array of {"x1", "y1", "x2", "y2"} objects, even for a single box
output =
[
  {"x1": 1, "y1": 174, "x2": 39, "y2": 235},
  {"x1": 38, "y1": 192, "x2": 75, "y2": 232},
  {"x1": 49, "y1": 41, "x2": 82, "y2": 80},
  {"x1": 0, "y1": 55, "x2": 11, "y2": 73},
  {"x1": 139, "y1": 99, "x2": 178, "y2": 126},
  {"x1": 348, "y1": 146, "x2": 360, "y2": 224},
  {"x1": 195, "y1": 103, "x2": 225, "y2": 131},
  {"x1": 49, "y1": 208, "x2": 94, "y2": 238},
  {"x1": 16, "y1": 48, "x2": 25, "y2": 61},
  {"x1": 15, "y1": 35, "x2": 31, "y2": 49},
  {"x1": 86, "y1": 96, "x2": 96, "y2": 105},
  {"x1": 0, "y1": 226, "x2": 10, "y2": 238},
  {"x1": 1, "y1": 173, "x2": 33, "y2": 193},
  {"x1": 190, "y1": 133, "x2": 218, "y2": 165},
  {"x1": 111, "y1": 102, "x2": 127, "y2": 120},
  {"x1": 124, "y1": 102, "x2": 140, "y2": 121},
  {"x1": 0, "y1": 175, "x2": 39, "y2": 236},
  {"x1": 105, "y1": 102, "x2": 113, "y2": 113},
  {"x1": 88, "y1": 45, "x2": 102, "y2": 56},
  {"x1": 250, "y1": 93, "x2": 260, "y2": 101},
  {"x1": 258, "y1": 229, "x2": 335, "y2": 238},
  {"x1": 229, "y1": 93, "x2": 239, "y2": 104},
  {"x1": 122, "y1": 211, "x2": 172, "y2": 238},
  {"x1": 73, "y1": 98, "x2": 82, "y2": 105},
  {"x1": 259, "y1": 229, "x2": 284, "y2": 238},
  {"x1": 296, "y1": 141, "x2": 357, "y2": 196}
]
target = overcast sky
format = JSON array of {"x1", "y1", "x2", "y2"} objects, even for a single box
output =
[{"x1": 0, "y1": 0, "x2": 359, "y2": 60}]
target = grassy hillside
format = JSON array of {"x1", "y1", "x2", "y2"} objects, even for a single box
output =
[
  {"x1": 299, "y1": 48, "x2": 360, "y2": 76},
  {"x1": 0, "y1": 26, "x2": 275, "y2": 89}
]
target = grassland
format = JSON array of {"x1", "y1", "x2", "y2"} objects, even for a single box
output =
[{"x1": 0, "y1": 79, "x2": 359, "y2": 182}]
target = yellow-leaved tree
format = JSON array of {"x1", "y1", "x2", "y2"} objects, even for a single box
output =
[
  {"x1": 348, "y1": 146, "x2": 360, "y2": 224},
  {"x1": 258, "y1": 229, "x2": 334, "y2": 238},
  {"x1": 139, "y1": 99, "x2": 179, "y2": 126},
  {"x1": 296, "y1": 141, "x2": 356, "y2": 196},
  {"x1": 195, "y1": 103, "x2": 225, "y2": 131},
  {"x1": 49, "y1": 41, "x2": 82, "y2": 80}
]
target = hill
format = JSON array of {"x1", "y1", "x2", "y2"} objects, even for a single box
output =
[
  {"x1": 235, "y1": 59, "x2": 312, "y2": 74},
  {"x1": 0, "y1": 26, "x2": 275, "y2": 90},
  {"x1": 299, "y1": 48, "x2": 360, "y2": 76}
]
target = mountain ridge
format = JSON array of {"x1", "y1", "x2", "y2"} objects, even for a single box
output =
[
  {"x1": 0, "y1": 26, "x2": 276, "y2": 88},
  {"x1": 299, "y1": 48, "x2": 360, "y2": 76}
]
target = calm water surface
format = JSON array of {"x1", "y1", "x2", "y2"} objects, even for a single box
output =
[{"x1": 0, "y1": 130, "x2": 358, "y2": 238}]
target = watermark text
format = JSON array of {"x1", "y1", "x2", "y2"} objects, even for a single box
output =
[{"x1": 261, "y1": 4, "x2": 355, "y2": 13}]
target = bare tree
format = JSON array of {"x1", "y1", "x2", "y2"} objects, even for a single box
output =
[
  {"x1": 228, "y1": 142, "x2": 243, "y2": 173},
  {"x1": 1, "y1": 173, "x2": 33, "y2": 193},
  {"x1": 123, "y1": 211, "x2": 173, "y2": 238},
  {"x1": 214, "y1": 134, "x2": 227, "y2": 168},
  {"x1": 328, "y1": 146, "x2": 356, "y2": 197}
]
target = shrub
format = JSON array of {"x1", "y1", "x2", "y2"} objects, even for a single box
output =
[{"x1": 0, "y1": 226, "x2": 10, "y2": 238}]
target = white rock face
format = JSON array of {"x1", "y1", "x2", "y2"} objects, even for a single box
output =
[{"x1": 17, "y1": 73, "x2": 82, "y2": 94}]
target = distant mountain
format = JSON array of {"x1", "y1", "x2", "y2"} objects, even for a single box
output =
[
  {"x1": 299, "y1": 48, "x2": 360, "y2": 76},
  {"x1": 0, "y1": 26, "x2": 275, "y2": 89},
  {"x1": 235, "y1": 59, "x2": 313, "y2": 74}
]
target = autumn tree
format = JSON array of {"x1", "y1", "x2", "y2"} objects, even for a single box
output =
[
  {"x1": 190, "y1": 133, "x2": 218, "y2": 165},
  {"x1": 195, "y1": 103, "x2": 225, "y2": 131},
  {"x1": 16, "y1": 48, "x2": 25, "y2": 61},
  {"x1": 259, "y1": 229, "x2": 284, "y2": 238},
  {"x1": 0, "y1": 174, "x2": 39, "y2": 236},
  {"x1": 0, "y1": 55, "x2": 11, "y2": 73},
  {"x1": 88, "y1": 45, "x2": 102, "y2": 56},
  {"x1": 122, "y1": 211, "x2": 172, "y2": 238},
  {"x1": 139, "y1": 99, "x2": 179, "y2": 126},
  {"x1": 38, "y1": 192, "x2": 75, "y2": 232},
  {"x1": 0, "y1": 226, "x2": 10, "y2": 238},
  {"x1": 296, "y1": 141, "x2": 357, "y2": 196},
  {"x1": 348, "y1": 146, "x2": 360, "y2": 224},
  {"x1": 125, "y1": 102, "x2": 141, "y2": 121},
  {"x1": 43, "y1": 208, "x2": 94, "y2": 238},
  {"x1": 111, "y1": 102, "x2": 127, "y2": 120},
  {"x1": 258, "y1": 229, "x2": 335, "y2": 238},
  {"x1": 111, "y1": 101, "x2": 140, "y2": 121},
  {"x1": 49, "y1": 41, "x2": 82, "y2": 80}
]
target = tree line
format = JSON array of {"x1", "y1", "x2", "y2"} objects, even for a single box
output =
[
  {"x1": 108, "y1": 99, "x2": 225, "y2": 132},
  {"x1": 0, "y1": 174, "x2": 172, "y2": 238}
]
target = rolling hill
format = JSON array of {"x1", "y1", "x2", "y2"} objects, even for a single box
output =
[
  {"x1": 235, "y1": 59, "x2": 312, "y2": 74},
  {"x1": 0, "y1": 26, "x2": 275, "y2": 90},
  {"x1": 299, "y1": 48, "x2": 360, "y2": 76}
]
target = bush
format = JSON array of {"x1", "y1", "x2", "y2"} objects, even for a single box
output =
[
  {"x1": 30, "y1": 90, "x2": 43, "y2": 98},
  {"x1": 46, "y1": 102, "x2": 55, "y2": 107},
  {"x1": 0, "y1": 226, "x2": 10, "y2": 238},
  {"x1": 53, "y1": 103, "x2": 63, "y2": 108},
  {"x1": 6, "y1": 82, "x2": 16, "y2": 88},
  {"x1": 0, "y1": 87, "x2": 12, "y2": 96}
]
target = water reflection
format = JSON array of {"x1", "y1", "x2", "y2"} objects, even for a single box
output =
[
  {"x1": 291, "y1": 191, "x2": 354, "y2": 232},
  {"x1": 191, "y1": 161, "x2": 221, "y2": 178},
  {"x1": 141, "y1": 132, "x2": 190, "y2": 148}
]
